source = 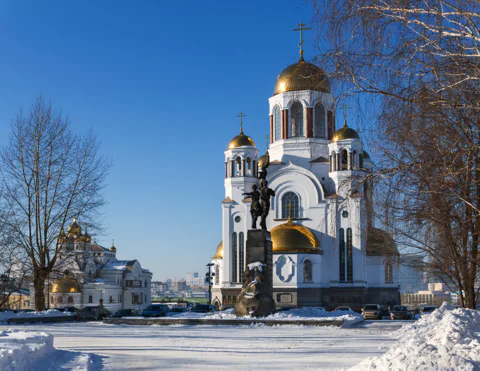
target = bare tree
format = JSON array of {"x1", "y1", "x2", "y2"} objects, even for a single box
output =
[
  {"x1": 0, "y1": 96, "x2": 112, "y2": 311},
  {"x1": 314, "y1": 0, "x2": 480, "y2": 307}
]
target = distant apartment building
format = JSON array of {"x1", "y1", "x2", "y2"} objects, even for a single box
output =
[
  {"x1": 401, "y1": 283, "x2": 452, "y2": 308},
  {"x1": 151, "y1": 281, "x2": 167, "y2": 297}
]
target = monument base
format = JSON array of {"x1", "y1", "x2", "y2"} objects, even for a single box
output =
[{"x1": 234, "y1": 229, "x2": 275, "y2": 317}]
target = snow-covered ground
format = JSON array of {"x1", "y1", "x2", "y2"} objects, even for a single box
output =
[
  {"x1": 0, "y1": 310, "x2": 74, "y2": 322},
  {"x1": 0, "y1": 329, "x2": 98, "y2": 370},
  {"x1": 160, "y1": 307, "x2": 364, "y2": 326},
  {"x1": 348, "y1": 303, "x2": 480, "y2": 370},
  {"x1": 0, "y1": 303, "x2": 478, "y2": 370},
  {"x1": 0, "y1": 321, "x2": 400, "y2": 370}
]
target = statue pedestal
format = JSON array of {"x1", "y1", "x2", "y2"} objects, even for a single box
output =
[{"x1": 234, "y1": 229, "x2": 276, "y2": 317}]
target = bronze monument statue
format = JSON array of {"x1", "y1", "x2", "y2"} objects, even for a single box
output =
[
  {"x1": 259, "y1": 180, "x2": 275, "y2": 231},
  {"x1": 243, "y1": 184, "x2": 261, "y2": 229}
]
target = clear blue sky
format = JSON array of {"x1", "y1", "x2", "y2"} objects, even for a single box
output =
[{"x1": 0, "y1": 1, "x2": 320, "y2": 280}]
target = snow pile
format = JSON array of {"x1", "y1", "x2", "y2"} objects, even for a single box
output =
[
  {"x1": 349, "y1": 302, "x2": 480, "y2": 370},
  {"x1": 170, "y1": 307, "x2": 364, "y2": 326},
  {"x1": 0, "y1": 330, "x2": 94, "y2": 370},
  {"x1": 0, "y1": 309, "x2": 74, "y2": 322}
]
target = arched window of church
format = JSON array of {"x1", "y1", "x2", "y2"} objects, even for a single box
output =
[
  {"x1": 67, "y1": 296, "x2": 73, "y2": 304},
  {"x1": 274, "y1": 106, "x2": 281, "y2": 141},
  {"x1": 246, "y1": 157, "x2": 252, "y2": 176},
  {"x1": 109, "y1": 295, "x2": 114, "y2": 303},
  {"x1": 347, "y1": 228, "x2": 353, "y2": 281},
  {"x1": 57, "y1": 296, "x2": 63, "y2": 304},
  {"x1": 352, "y1": 150, "x2": 357, "y2": 169},
  {"x1": 303, "y1": 260, "x2": 312, "y2": 282},
  {"x1": 215, "y1": 264, "x2": 219, "y2": 285},
  {"x1": 385, "y1": 259, "x2": 393, "y2": 283},
  {"x1": 339, "y1": 228, "x2": 346, "y2": 282},
  {"x1": 239, "y1": 232, "x2": 245, "y2": 282},
  {"x1": 282, "y1": 192, "x2": 299, "y2": 219},
  {"x1": 235, "y1": 157, "x2": 242, "y2": 177},
  {"x1": 232, "y1": 232, "x2": 238, "y2": 283},
  {"x1": 88, "y1": 295, "x2": 93, "y2": 304},
  {"x1": 341, "y1": 150, "x2": 348, "y2": 170},
  {"x1": 314, "y1": 102, "x2": 326, "y2": 138},
  {"x1": 330, "y1": 151, "x2": 336, "y2": 172},
  {"x1": 290, "y1": 102, "x2": 304, "y2": 137}
]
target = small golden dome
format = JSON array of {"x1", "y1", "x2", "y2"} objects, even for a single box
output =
[
  {"x1": 110, "y1": 245, "x2": 117, "y2": 252},
  {"x1": 67, "y1": 218, "x2": 82, "y2": 236},
  {"x1": 366, "y1": 227, "x2": 398, "y2": 256},
  {"x1": 332, "y1": 122, "x2": 360, "y2": 142},
  {"x1": 258, "y1": 151, "x2": 270, "y2": 169},
  {"x1": 228, "y1": 129, "x2": 256, "y2": 150},
  {"x1": 213, "y1": 241, "x2": 223, "y2": 259},
  {"x1": 51, "y1": 270, "x2": 81, "y2": 293},
  {"x1": 84, "y1": 232, "x2": 92, "y2": 244},
  {"x1": 274, "y1": 58, "x2": 330, "y2": 96},
  {"x1": 271, "y1": 220, "x2": 321, "y2": 253}
]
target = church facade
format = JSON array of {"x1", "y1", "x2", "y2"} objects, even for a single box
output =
[
  {"x1": 211, "y1": 55, "x2": 400, "y2": 311},
  {"x1": 30, "y1": 219, "x2": 152, "y2": 312}
]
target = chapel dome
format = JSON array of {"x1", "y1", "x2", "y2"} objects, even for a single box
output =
[
  {"x1": 332, "y1": 122, "x2": 360, "y2": 142},
  {"x1": 67, "y1": 218, "x2": 82, "y2": 236},
  {"x1": 213, "y1": 241, "x2": 223, "y2": 259},
  {"x1": 366, "y1": 227, "x2": 399, "y2": 256},
  {"x1": 51, "y1": 270, "x2": 81, "y2": 293},
  {"x1": 228, "y1": 129, "x2": 256, "y2": 150},
  {"x1": 274, "y1": 58, "x2": 330, "y2": 96},
  {"x1": 271, "y1": 219, "x2": 321, "y2": 253}
]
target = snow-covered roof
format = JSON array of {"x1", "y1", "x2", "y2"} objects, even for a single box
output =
[{"x1": 101, "y1": 260, "x2": 136, "y2": 272}]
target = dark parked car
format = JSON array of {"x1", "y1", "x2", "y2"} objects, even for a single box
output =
[
  {"x1": 421, "y1": 306, "x2": 438, "y2": 315},
  {"x1": 77, "y1": 306, "x2": 112, "y2": 320},
  {"x1": 166, "y1": 307, "x2": 187, "y2": 316},
  {"x1": 141, "y1": 304, "x2": 169, "y2": 317},
  {"x1": 110, "y1": 309, "x2": 140, "y2": 318},
  {"x1": 191, "y1": 304, "x2": 216, "y2": 313},
  {"x1": 390, "y1": 305, "x2": 411, "y2": 320},
  {"x1": 362, "y1": 304, "x2": 381, "y2": 320}
]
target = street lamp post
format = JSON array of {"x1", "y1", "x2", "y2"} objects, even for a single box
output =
[{"x1": 205, "y1": 263, "x2": 215, "y2": 305}]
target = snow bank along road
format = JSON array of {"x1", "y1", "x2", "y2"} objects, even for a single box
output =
[{"x1": 0, "y1": 321, "x2": 400, "y2": 370}]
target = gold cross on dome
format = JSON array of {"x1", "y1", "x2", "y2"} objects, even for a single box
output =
[
  {"x1": 287, "y1": 202, "x2": 292, "y2": 220},
  {"x1": 293, "y1": 22, "x2": 311, "y2": 59},
  {"x1": 236, "y1": 112, "x2": 246, "y2": 132},
  {"x1": 264, "y1": 134, "x2": 270, "y2": 148},
  {"x1": 340, "y1": 104, "x2": 353, "y2": 125}
]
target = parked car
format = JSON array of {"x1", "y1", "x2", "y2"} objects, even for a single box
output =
[
  {"x1": 390, "y1": 305, "x2": 411, "y2": 320},
  {"x1": 77, "y1": 306, "x2": 112, "y2": 321},
  {"x1": 141, "y1": 304, "x2": 170, "y2": 318},
  {"x1": 362, "y1": 304, "x2": 382, "y2": 320},
  {"x1": 55, "y1": 307, "x2": 79, "y2": 315},
  {"x1": 191, "y1": 304, "x2": 216, "y2": 313},
  {"x1": 421, "y1": 306, "x2": 438, "y2": 315},
  {"x1": 110, "y1": 309, "x2": 140, "y2": 318},
  {"x1": 334, "y1": 306, "x2": 353, "y2": 312},
  {"x1": 166, "y1": 307, "x2": 187, "y2": 316}
]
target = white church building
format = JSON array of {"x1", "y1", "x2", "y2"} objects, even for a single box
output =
[
  {"x1": 211, "y1": 52, "x2": 400, "y2": 311},
  {"x1": 30, "y1": 219, "x2": 152, "y2": 312}
]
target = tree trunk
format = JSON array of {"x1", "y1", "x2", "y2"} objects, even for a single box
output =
[{"x1": 33, "y1": 268, "x2": 48, "y2": 311}]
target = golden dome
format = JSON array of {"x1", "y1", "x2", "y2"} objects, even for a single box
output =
[
  {"x1": 332, "y1": 122, "x2": 360, "y2": 142},
  {"x1": 228, "y1": 129, "x2": 256, "y2": 150},
  {"x1": 67, "y1": 218, "x2": 82, "y2": 236},
  {"x1": 213, "y1": 241, "x2": 223, "y2": 259},
  {"x1": 110, "y1": 245, "x2": 117, "y2": 252},
  {"x1": 274, "y1": 58, "x2": 330, "y2": 95},
  {"x1": 366, "y1": 227, "x2": 399, "y2": 256},
  {"x1": 271, "y1": 220, "x2": 321, "y2": 253},
  {"x1": 51, "y1": 270, "x2": 81, "y2": 293},
  {"x1": 258, "y1": 151, "x2": 270, "y2": 169},
  {"x1": 84, "y1": 232, "x2": 92, "y2": 243}
]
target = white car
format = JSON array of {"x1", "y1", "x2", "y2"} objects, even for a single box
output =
[{"x1": 334, "y1": 306, "x2": 353, "y2": 312}]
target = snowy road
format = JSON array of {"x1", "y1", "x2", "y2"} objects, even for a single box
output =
[{"x1": 0, "y1": 321, "x2": 404, "y2": 370}]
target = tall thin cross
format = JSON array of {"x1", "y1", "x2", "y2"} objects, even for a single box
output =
[
  {"x1": 293, "y1": 22, "x2": 311, "y2": 59},
  {"x1": 340, "y1": 104, "x2": 352, "y2": 125},
  {"x1": 237, "y1": 112, "x2": 246, "y2": 132},
  {"x1": 265, "y1": 134, "x2": 270, "y2": 149}
]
